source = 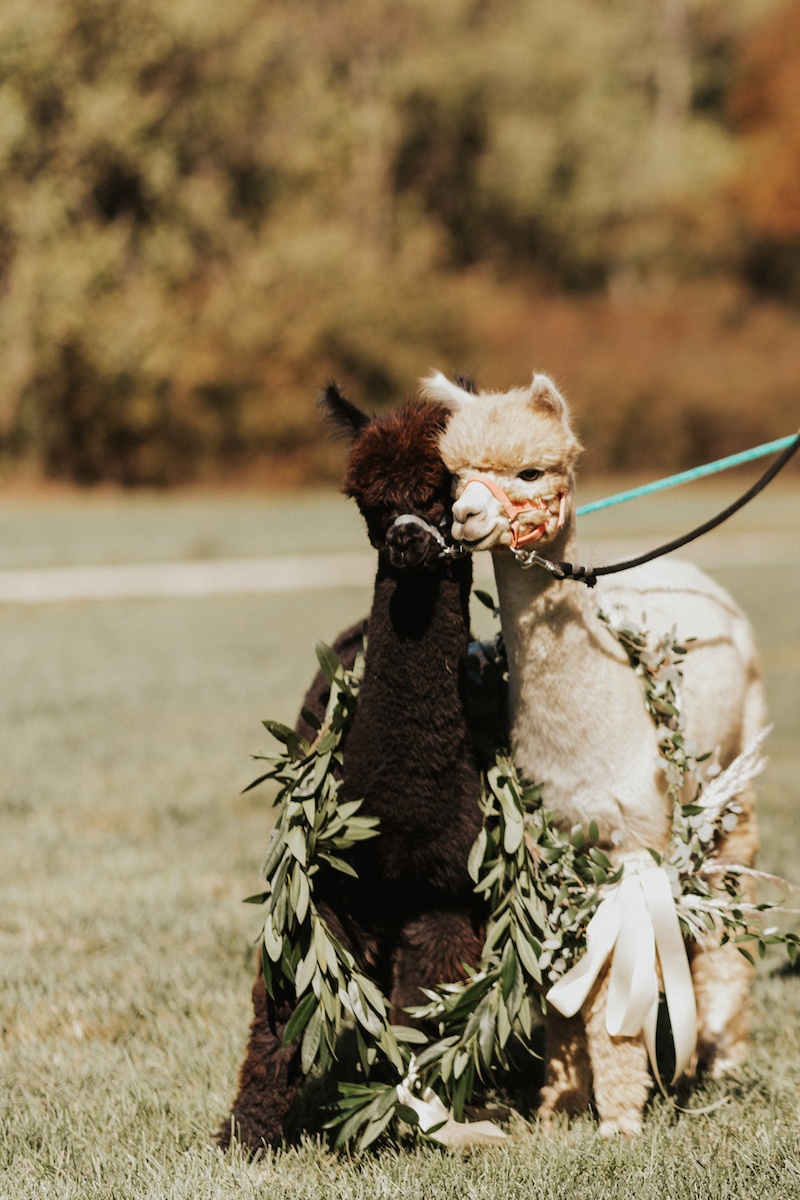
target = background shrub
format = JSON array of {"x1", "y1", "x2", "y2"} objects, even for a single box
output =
[{"x1": 0, "y1": 0, "x2": 797, "y2": 484}]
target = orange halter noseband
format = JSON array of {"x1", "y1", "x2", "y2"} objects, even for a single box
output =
[{"x1": 461, "y1": 475, "x2": 566, "y2": 549}]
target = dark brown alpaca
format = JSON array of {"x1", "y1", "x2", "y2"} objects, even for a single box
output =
[{"x1": 219, "y1": 389, "x2": 485, "y2": 1153}]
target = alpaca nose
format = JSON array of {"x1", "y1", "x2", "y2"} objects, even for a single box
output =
[
  {"x1": 385, "y1": 522, "x2": 428, "y2": 568},
  {"x1": 453, "y1": 481, "x2": 487, "y2": 524},
  {"x1": 453, "y1": 496, "x2": 480, "y2": 523}
]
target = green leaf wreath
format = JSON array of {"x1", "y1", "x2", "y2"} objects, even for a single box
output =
[
  {"x1": 242, "y1": 634, "x2": 421, "y2": 1121},
  {"x1": 244, "y1": 597, "x2": 799, "y2": 1151}
]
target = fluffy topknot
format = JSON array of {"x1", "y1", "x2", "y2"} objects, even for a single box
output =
[
  {"x1": 428, "y1": 373, "x2": 583, "y2": 477},
  {"x1": 343, "y1": 400, "x2": 451, "y2": 512}
]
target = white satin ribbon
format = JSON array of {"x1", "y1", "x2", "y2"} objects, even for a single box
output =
[
  {"x1": 396, "y1": 1083, "x2": 509, "y2": 1148},
  {"x1": 546, "y1": 857, "x2": 697, "y2": 1089}
]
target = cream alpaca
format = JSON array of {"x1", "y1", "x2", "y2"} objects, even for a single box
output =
[{"x1": 425, "y1": 370, "x2": 763, "y2": 1137}]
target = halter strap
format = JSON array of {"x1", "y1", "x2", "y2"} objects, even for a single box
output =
[{"x1": 461, "y1": 475, "x2": 566, "y2": 550}]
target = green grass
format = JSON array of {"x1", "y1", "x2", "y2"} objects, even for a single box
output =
[
  {"x1": 1, "y1": 475, "x2": 797, "y2": 570},
  {"x1": 0, "y1": 489, "x2": 366, "y2": 570},
  {"x1": 1, "y1": 486, "x2": 799, "y2": 1198}
]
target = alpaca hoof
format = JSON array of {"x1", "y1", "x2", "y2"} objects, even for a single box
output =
[
  {"x1": 697, "y1": 1039, "x2": 746, "y2": 1080},
  {"x1": 598, "y1": 1116, "x2": 642, "y2": 1139},
  {"x1": 708, "y1": 1054, "x2": 741, "y2": 1080},
  {"x1": 538, "y1": 1112, "x2": 556, "y2": 1136}
]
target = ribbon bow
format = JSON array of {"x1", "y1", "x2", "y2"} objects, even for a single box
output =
[
  {"x1": 545, "y1": 856, "x2": 697, "y2": 1090},
  {"x1": 395, "y1": 1084, "x2": 509, "y2": 1149},
  {"x1": 397, "y1": 1060, "x2": 509, "y2": 1149}
]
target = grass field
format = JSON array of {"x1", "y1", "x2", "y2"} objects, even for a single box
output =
[{"x1": 1, "y1": 483, "x2": 799, "y2": 1198}]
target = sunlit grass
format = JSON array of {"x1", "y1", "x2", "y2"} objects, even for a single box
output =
[{"x1": 0, "y1": 489, "x2": 798, "y2": 1198}]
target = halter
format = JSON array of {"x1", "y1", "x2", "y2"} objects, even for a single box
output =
[
  {"x1": 389, "y1": 514, "x2": 462, "y2": 558},
  {"x1": 461, "y1": 474, "x2": 566, "y2": 550}
]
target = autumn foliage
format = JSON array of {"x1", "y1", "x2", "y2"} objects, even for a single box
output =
[
  {"x1": 0, "y1": 0, "x2": 797, "y2": 485},
  {"x1": 728, "y1": 0, "x2": 800, "y2": 305}
]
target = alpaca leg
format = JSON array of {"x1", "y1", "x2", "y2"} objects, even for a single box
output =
[
  {"x1": 691, "y1": 785, "x2": 758, "y2": 1076},
  {"x1": 717, "y1": 782, "x2": 759, "y2": 868},
  {"x1": 218, "y1": 969, "x2": 303, "y2": 1153},
  {"x1": 221, "y1": 902, "x2": 362, "y2": 1152},
  {"x1": 538, "y1": 1009, "x2": 592, "y2": 1128},
  {"x1": 690, "y1": 934, "x2": 754, "y2": 1077},
  {"x1": 389, "y1": 907, "x2": 483, "y2": 1021},
  {"x1": 581, "y1": 964, "x2": 652, "y2": 1138}
]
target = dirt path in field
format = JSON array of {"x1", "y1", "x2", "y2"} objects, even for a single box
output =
[{"x1": 0, "y1": 531, "x2": 797, "y2": 603}]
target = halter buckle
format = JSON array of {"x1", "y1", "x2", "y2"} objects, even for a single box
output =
[{"x1": 511, "y1": 547, "x2": 566, "y2": 576}]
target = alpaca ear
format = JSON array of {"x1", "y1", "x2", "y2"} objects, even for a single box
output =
[
  {"x1": 528, "y1": 373, "x2": 569, "y2": 421},
  {"x1": 318, "y1": 382, "x2": 371, "y2": 441},
  {"x1": 453, "y1": 373, "x2": 478, "y2": 395},
  {"x1": 528, "y1": 373, "x2": 583, "y2": 459},
  {"x1": 419, "y1": 371, "x2": 476, "y2": 409}
]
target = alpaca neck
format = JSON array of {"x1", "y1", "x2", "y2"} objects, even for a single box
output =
[
  {"x1": 490, "y1": 508, "x2": 668, "y2": 849},
  {"x1": 359, "y1": 552, "x2": 474, "y2": 745},
  {"x1": 349, "y1": 552, "x2": 474, "y2": 784},
  {"x1": 370, "y1": 553, "x2": 472, "y2": 671},
  {"x1": 491, "y1": 510, "x2": 589, "y2": 689},
  {"x1": 341, "y1": 552, "x2": 482, "y2": 890}
]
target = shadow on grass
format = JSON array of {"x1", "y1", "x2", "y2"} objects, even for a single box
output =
[
  {"x1": 279, "y1": 981, "x2": 796, "y2": 1152},
  {"x1": 773, "y1": 955, "x2": 800, "y2": 977},
  {"x1": 281, "y1": 1021, "x2": 550, "y2": 1149}
]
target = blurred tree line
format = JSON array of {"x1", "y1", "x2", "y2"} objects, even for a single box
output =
[{"x1": 0, "y1": 0, "x2": 797, "y2": 485}]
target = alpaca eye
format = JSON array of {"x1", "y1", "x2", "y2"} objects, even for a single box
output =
[{"x1": 518, "y1": 468, "x2": 544, "y2": 482}]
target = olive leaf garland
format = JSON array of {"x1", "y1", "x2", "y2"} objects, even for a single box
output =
[
  {"x1": 243, "y1": 631, "x2": 428, "y2": 1144},
  {"x1": 246, "y1": 602, "x2": 798, "y2": 1152},
  {"x1": 596, "y1": 603, "x2": 800, "y2": 967},
  {"x1": 399, "y1": 754, "x2": 551, "y2": 1123},
  {"x1": 245, "y1": 623, "x2": 567, "y2": 1150}
]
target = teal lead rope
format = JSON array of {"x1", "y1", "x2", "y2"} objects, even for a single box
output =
[
  {"x1": 519, "y1": 430, "x2": 800, "y2": 585},
  {"x1": 577, "y1": 433, "x2": 800, "y2": 516}
]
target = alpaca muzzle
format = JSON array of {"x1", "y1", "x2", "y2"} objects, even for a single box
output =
[
  {"x1": 385, "y1": 514, "x2": 459, "y2": 567},
  {"x1": 454, "y1": 475, "x2": 566, "y2": 550}
]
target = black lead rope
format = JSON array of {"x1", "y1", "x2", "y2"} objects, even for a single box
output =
[{"x1": 522, "y1": 432, "x2": 800, "y2": 588}]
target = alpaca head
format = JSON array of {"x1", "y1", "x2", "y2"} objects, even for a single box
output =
[
  {"x1": 319, "y1": 384, "x2": 455, "y2": 569},
  {"x1": 421, "y1": 371, "x2": 582, "y2": 552}
]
